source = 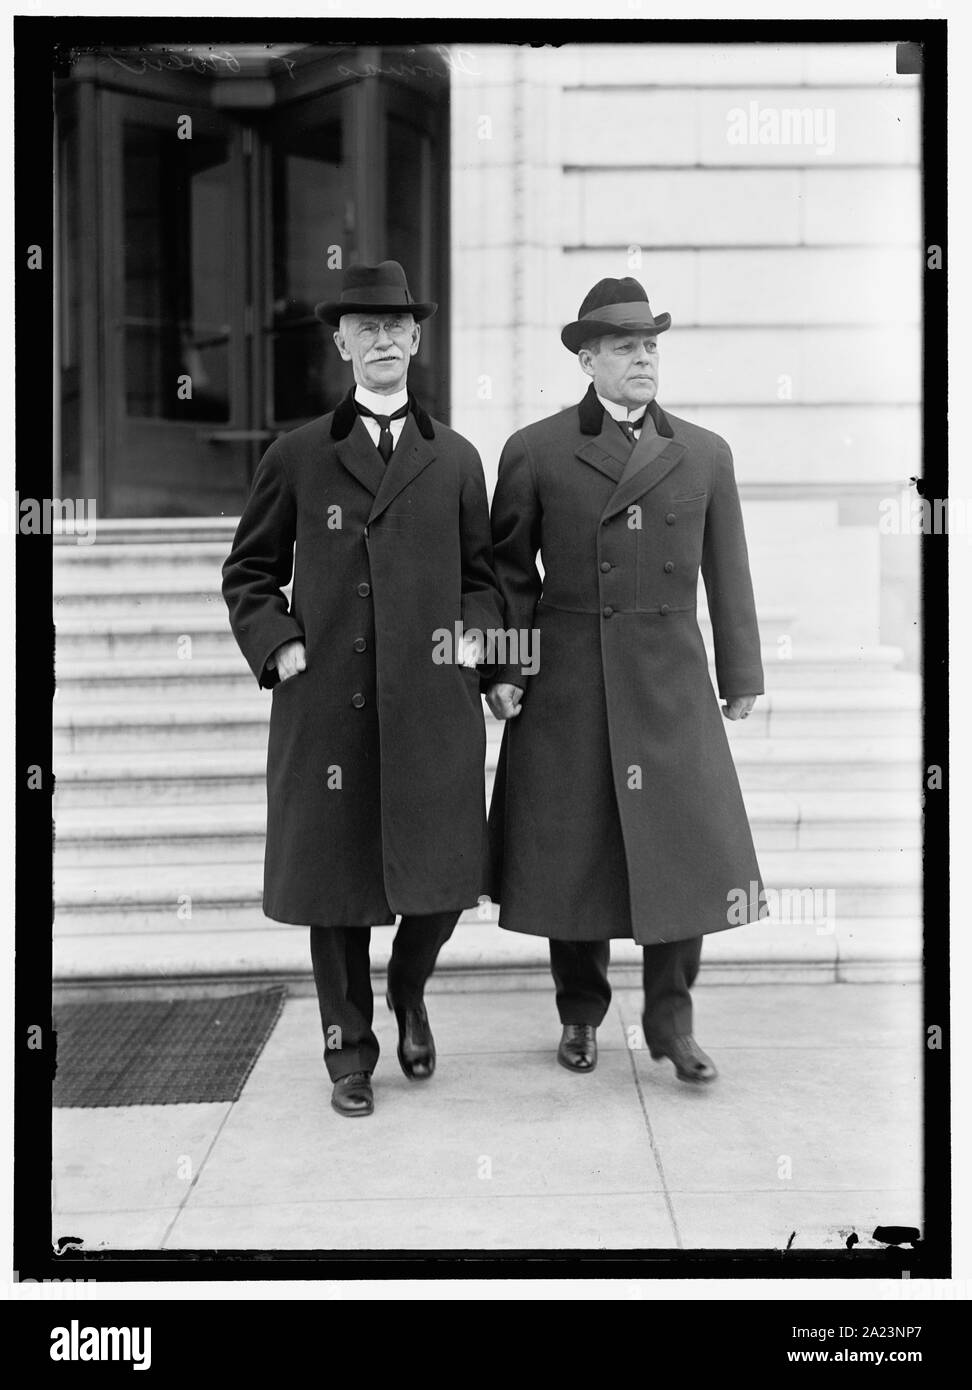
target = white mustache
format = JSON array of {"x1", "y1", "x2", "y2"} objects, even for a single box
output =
[{"x1": 368, "y1": 353, "x2": 402, "y2": 362}]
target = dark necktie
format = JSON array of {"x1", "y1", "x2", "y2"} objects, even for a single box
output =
[
  {"x1": 616, "y1": 412, "x2": 647, "y2": 447},
  {"x1": 355, "y1": 400, "x2": 410, "y2": 463}
]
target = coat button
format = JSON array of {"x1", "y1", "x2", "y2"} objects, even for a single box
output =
[
  {"x1": 664, "y1": 561, "x2": 675, "y2": 573},
  {"x1": 665, "y1": 512, "x2": 676, "y2": 525},
  {"x1": 602, "y1": 606, "x2": 614, "y2": 618},
  {"x1": 356, "y1": 581, "x2": 371, "y2": 597},
  {"x1": 353, "y1": 637, "x2": 367, "y2": 653},
  {"x1": 351, "y1": 692, "x2": 366, "y2": 708},
  {"x1": 660, "y1": 604, "x2": 671, "y2": 616},
  {"x1": 600, "y1": 561, "x2": 612, "y2": 573}
]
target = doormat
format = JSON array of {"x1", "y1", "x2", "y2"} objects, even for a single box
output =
[{"x1": 52, "y1": 988, "x2": 287, "y2": 1107}]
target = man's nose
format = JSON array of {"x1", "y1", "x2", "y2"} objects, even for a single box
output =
[{"x1": 374, "y1": 326, "x2": 394, "y2": 348}]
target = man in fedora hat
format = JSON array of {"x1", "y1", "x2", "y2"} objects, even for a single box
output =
[
  {"x1": 223, "y1": 261, "x2": 503, "y2": 1117},
  {"x1": 486, "y1": 277, "x2": 765, "y2": 1083}
]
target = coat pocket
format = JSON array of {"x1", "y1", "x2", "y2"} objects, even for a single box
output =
[{"x1": 272, "y1": 670, "x2": 304, "y2": 695}]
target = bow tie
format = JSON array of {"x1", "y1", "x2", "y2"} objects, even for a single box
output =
[
  {"x1": 355, "y1": 400, "x2": 410, "y2": 463},
  {"x1": 616, "y1": 412, "x2": 647, "y2": 445}
]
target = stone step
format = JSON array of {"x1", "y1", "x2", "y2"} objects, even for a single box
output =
[
  {"x1": 53, "y1": 736, "x2": 922, "y2": 803},
  {"x1": 54, "y1": 520, "x2": 238, "y2": 550},
  {"x1": 53, "y1": 848, "x2": 921, "y2": 934},
  {"x1": 54, "y1": 538, "x2": 237, "y2": 569},
  {"x1": 52, "y1": 789, "x2": 921, "y2": 867},
  {"x1": 54, "y1": 606, "x2": 798, "y2": 658},
  {"x1": 52, "y1": 645, "x2": 911, "y2": 692},
  {"x1": 51, "y1": 915, "x2": 922, "y2": 988},
  {"x1": 55, "y1": 583, "x2": 232, "y2": 616},
  {"x1": 52, "y1": 646, "x2": 915, "y2": 708},
  {"x1": 52, "y1": 684, "x2": 921, "y2": 752},
  {"x1": 52, "y1": 916, "x2": 921, "y2": 988}
]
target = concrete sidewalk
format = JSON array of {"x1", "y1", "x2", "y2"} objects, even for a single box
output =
[{"x1": 52, "y1": 982, "x2": 922, "y2": 1252}]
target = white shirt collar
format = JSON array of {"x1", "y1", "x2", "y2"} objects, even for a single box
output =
[
  {"x1": 354, "y1": 384, "x2": 409, "y2": 416},
  {"x1": 597, "y1": 393, "x2": 653, "y2": 426}
]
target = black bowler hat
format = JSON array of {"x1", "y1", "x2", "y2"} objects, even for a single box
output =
[
  {"x1": 315, "y1": 260, "x2": 437, "y2": 326},
  {"x1": 561, "y1": 276, "x2": 670, "y2": 354}
]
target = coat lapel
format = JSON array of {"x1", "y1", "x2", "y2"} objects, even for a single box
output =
[
  {"x1": 574, "y1": 411, "x2": 630, "y2": 485},
  {"x1": 601, "y1": 434, "x2": 686, "y2": 523},
  {"x1": 331, "y1": 390, "x2": 437, "y2": 513},
  {"x1": 573, "y1": 385, "x2": 684, "y2": 507},
  {"x1": 334, "y1": 414, "x2": 386, "y2": 499},
  {"x1": 368, "y1": 412, "x2": 437, "y2": 524},
  {"x1": 597, "y1": 396, "x2": 685, "y2": 522}
]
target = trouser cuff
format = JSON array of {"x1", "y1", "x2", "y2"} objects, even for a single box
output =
[{"x1": 324, "y1": 1045, "x2": 379, "y2": 1082}]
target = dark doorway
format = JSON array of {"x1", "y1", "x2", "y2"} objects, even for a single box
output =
[{"x1": 56, "y1": 44, "x2": 451, "y2": 517}]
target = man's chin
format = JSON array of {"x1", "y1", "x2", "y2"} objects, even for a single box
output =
[
  {"x1": 362, "y1": 366, "x2": 408, "y2": 393},
  {"x1": 621, "y1": 385, "x2": 656, "y2": 409}
]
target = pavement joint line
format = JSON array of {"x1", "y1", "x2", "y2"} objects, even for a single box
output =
[
  {"x1": 614, "y1": 1002, "x2": 683, "y2": 1250},
  {"x1": 55, "y1": 1207, "x2": 184, "y2": 1218},
  {"x1": 160, "y1": 1102, "x2": 238, "y2": 1251},
  {"x1": 113, "y1": 1188, "x2": 675, "y2": 1214},
  {"x1": 645, "y1": 1187, "x2": 923, "y2": 1196},
  {"x1": 53, "y1": 1185, "x2": 922, "y2": 1217}
]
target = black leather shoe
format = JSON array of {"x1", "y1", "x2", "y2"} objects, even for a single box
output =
[
  {"x1": 386, "y1": 992, "x2": 436, "y2": 1080},
  {"x1": 331, "y1": 1071, "x2": 374, "y2": 1116},
  {"x1": 557, "y1": 1023, "x2": 598, "y2": 1072},
  {"x1": 649, "y1": 1035, "x2": 718, "y2": 1084}
]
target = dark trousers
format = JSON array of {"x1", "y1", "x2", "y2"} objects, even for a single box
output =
[
  {"x1": 549, "y1": 935, "x2": 703, "y2": 1049},
  {"x1": 310, "y1": 912, "x2": 459, "y2": 1080}
]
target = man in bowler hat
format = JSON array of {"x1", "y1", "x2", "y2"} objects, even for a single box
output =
[
  {"x1": 223, "y1": 261, "x2": 503, "y2": 1116},
  {"x1": 486, "y1": 277, "x2": 766, "y2": 1083}
]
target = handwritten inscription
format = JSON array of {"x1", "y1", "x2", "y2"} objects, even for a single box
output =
[{"x1": 103, "y1": 47, "x2": 297, "y2": 79}]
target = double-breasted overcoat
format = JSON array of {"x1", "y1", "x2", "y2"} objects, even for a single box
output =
[
  {"x1": 486, "y1": 384, "x2": 766, "y2": 945},
  {"x1": 222, "y1": 391, "x2": 504, "y2": 927}
]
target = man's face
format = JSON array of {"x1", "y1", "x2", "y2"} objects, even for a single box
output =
[
  {"x1": 333, "y1": 312, "x2": 420, "y2": 394},
  {"x1": 578, "y1": 333, "x2": 660, "y2": 410}
]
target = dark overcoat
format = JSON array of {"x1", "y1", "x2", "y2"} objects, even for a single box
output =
[
  {"x1": 486, "y1": 384, "x2": 766, "y2": 945},
  {"x1": 222, "y1": 391, "x2": 504, "y2": 927}
]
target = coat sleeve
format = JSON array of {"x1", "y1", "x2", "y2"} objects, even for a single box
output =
[
  {"x1": 489, "y1": 430, "x2": 543, "y2": 690},
  {"x1": 701, "y1": 441, "x2": 764, "y2": 699},
  {"x1": 458, "y1": 443, "x2": 506, "y2": 654},
  {"x1": 221, "y1": 437, "x2": 306, "y2": 689}
]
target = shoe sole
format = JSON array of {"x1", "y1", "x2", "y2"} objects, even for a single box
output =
[{"x1": 650, "y1": 1055, "x2": 718, "y2": 1084}]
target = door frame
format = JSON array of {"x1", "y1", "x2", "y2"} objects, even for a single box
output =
[
  {"x1": 55, "y1": 44, "x2": 451, "y2": 516},
  {"x1": 100, "y1": 89, "x2": 250, "y2": 515}
]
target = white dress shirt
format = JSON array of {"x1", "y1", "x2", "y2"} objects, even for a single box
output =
[
  {"x1": 354, "y1": 385, "x2": 410, "y2": 451},
  {"x1": 597, "y1": 392, "x2": 658, "y2": 441}
]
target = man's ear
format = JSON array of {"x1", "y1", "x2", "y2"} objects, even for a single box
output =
[
  {"x1": 333, "y1": 329, "x2": 351, "y2": 362},
  {"x1": 577, "y1": 348, "x2": 596, "y2": 380},
  {"x1": 408, "y1": 323, "x2": 422, "y2": 358}
]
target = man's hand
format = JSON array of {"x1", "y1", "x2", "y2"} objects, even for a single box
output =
[
  {"x1": 269, "y1": 639, "x2": 307, "y2": 682},
  {"x1": 458, "y1": 632, "x2": 484, "y2": 669},
  {"x1": 722, "y1": 694, "x2": 757, "y2": 721},
  {"x1": 486, "y1": 682, "x2": 524, "y2": 720}
]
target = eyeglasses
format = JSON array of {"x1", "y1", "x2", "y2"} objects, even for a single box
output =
[{"x1": 347, "y1": 318, "x2": 416, "y2": 342}]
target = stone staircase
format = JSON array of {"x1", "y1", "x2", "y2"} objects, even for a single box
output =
[{"x1": 53, "y1": 523, "x2": 923, "y2": 991}]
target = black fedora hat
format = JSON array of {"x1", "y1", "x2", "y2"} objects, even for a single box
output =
[
  {"x1": 561, "y1": 276, "x2": 670, "y2": 354},
  {"x1": 315, "y1": 260, "x2": 437, "y2": 326}
]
